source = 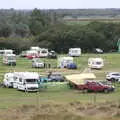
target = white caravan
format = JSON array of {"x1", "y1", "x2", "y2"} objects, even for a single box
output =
[
  {"x1": 88, "y1": 58, "x2": 104, "y2": 69},
  {"x1": 68, "y1": 48, "x2": 81, "y2": 57},
  {"x1": 15, "y1": 72, "x2": 39, "y2": 92},
  {"x1": 25, "y1": 50, "x2": 38, "y2": 58},
  {"x1": 3, "y1": 73, "x2": 14, "y2": 88},
  {"x1": 3, "y1": 54, "x2": 16, "y2": 66},
  {"x1": 0, "y1": 49, "x2": 13, "y2": 56},
  {"x1": 38, "y1": 48, "x2": 48, "y2": 57},
  {"x1": 57, "y1": 57, "x2": 73, "y2": 68}
]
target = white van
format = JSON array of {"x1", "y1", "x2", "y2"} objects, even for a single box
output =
[
  {"x1": 0, "y1": 49, "x2": 13, "y2": 56},
  {"x1": 68, "y1": 48, "x2": 81, "y2": 57},
  {"x1": 15, "y1": 72, "x2": 39, "y2": 92},
  {"x1": 3, "y1": 54, "x2": 16, "y2": 66},
  {"x1": 57, "y1": 57, "x2": 73, "y2": 68},
  {"x1": 88, "y1": 58, "x2": 104, "y2": 69},
  {"x1": 3, "y1": 73, "x2": 14, "y2": 88}
]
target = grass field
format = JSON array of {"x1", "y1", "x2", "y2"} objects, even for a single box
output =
[{"x1": 0, "y1": 53, "x2": 120, "y2": 120}]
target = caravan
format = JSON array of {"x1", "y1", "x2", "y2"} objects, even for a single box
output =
[
  {"x1": 3, "y1": 54, "x2": 16, "y2": 66},
  {"x1": 0, "y1": 49, "x2": 13, "y2": 56},
  {"x1": 88, "y1": 58, "x2": 104, "y2": 69},
  {"x1": 3, "y1": 73, "x2": 14, "y2": 88},
  {"x1": 68, "y1": 48, "x2": 81, "y2": 57},
  {"x1": 39, "y1": 48, "x2": 48, "y2": 57},
  {"x1": 57, "y1": 57, "x2": 77, "y2": 69}
]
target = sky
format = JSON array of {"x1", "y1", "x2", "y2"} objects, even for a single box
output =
[{"x1": 0, "y1": 0, "x2": 120, "y2": 9}]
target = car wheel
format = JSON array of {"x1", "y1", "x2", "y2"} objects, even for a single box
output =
[
  {"x1": 111, "y1": 78, "x2": 116, "y2": 82},
  {"x1": 104, "y1": 89, "x2": 109, "y2": 93},
  {"x1": 82, "y1": 89, "x2": 88, "y2": 93}
]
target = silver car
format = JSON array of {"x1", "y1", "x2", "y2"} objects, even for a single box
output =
[
  {"x1": 106, "y1": 72, "x2": 120, "y2": 82},
  {"x1": 32, "y1": 58, "x2": 44, "y2": 68}
]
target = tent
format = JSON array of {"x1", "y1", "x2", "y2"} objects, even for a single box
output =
[{"x1": 65, "y1": 73, "x2": 96, "y2": 85}]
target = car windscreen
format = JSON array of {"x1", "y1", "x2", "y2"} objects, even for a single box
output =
[
  {"x1": 25, "y1": 79, "x2": 38, "y2": 84},
  {"x1": 96, "y1": 62, "x2": 101, "y2": 65},
  {"x1": 112, "y1": 73, "x2": 120, "y2": 76}
]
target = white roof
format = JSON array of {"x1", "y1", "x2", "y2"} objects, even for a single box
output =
[
  {"x1": 88, "y1": 57, "x2": 103, "y2": 61},
  {"x1": 14, "y1": 72, "x2": 39, "y2": 79},
  {"x1": 4, "y1": 54, "x2": 16, "y2": 57}
]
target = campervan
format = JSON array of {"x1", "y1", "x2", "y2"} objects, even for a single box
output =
[
  {"x1": 68, "y1": 48, "x2": 81, "y2": 57},
  {"x1": 88, "y1": 58, "x2": 104, "y2": 69},
  {"x1": 3, "y1": 54, "x2": 16, "y2": 66},
  {"x1": 57, "y1": 57, "x2": 74, "y2": 68},
  {"x1": 3, "y1": 73, "x2": 14, "y2": 88},
  {"x1": 15, "y1": 72, "x2": 39, "y2": 92},
  {"x1": 0, "y1": 49, "x2": 13, "y2": 56}
]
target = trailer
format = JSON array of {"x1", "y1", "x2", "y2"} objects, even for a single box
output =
[
  {"x1": 68, "y1": 48, "x2": 81, "y2": 57},
  {"x1": 3, "y1": 54, "x2": 16, "y2": 66},
  {"x1": 88, "y1": 58, "x2": 104, "y2": 69}
]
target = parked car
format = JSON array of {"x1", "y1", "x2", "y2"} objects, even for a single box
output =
[
  {"x1": 94, "y1": 48, "x2": 103, "y2": 54},
  {"x1": 48, "y1": 50, "x2": 57, "y2": 59},
  {"x1": 106, "y1": 72, "x2": 120, "y2": 82},
  {"x1": 77, "y1": 81, "x2": 115, "y2": 93},
  {"x1": 32, "y1": 58, "x2": 44, "y2": 68},
  {"x1": 39, "y1": 75, "x2": 49, "y2": 83},
  {"x1": 48, "y1": 72, "x2": 65, "y2": 82}
]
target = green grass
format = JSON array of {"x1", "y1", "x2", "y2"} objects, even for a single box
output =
[{"x1": 0, "y1": 53, "x2": 120, "y2": 109}]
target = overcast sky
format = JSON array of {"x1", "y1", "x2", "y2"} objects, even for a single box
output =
[{"x1": 0, "y1": 0, "x2": 120, "y2": 9}]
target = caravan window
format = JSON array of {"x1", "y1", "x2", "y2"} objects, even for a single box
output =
[
  {"x1": 19, "y1": 78, "x2": 22, "y2": 82},
  {"x1": 25, "y1": 79, "x2": 38, "y2": 84},
  {"x1": 72, "y1": 50, "x2": 78, "y2": 53},
  {"x1": 96, "y1": 62, "x2": 101, "y2": 65}
]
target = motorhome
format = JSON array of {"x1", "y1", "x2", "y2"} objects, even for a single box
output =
[
  {"x1": 0, "y1": 49, "x2": 13, "y2": 56},
  {"x1": 68, "y1": 48, "x2": 81, "y2": 57},
  {"x1": 57, "y1": 57, "x2": 74, "y2": 68},
  {"x1": 3, "y1": 54, "x2": 16, "y2": 66},
  {"x1": 14, "y1": 72, "x2": 39, "y2": 92},
  {"x1": 3, "y1": 73, "x2": 14, "y2": 88},
  {"x1": 88, "y1": 58, "x2": 104, "y2": 69}
]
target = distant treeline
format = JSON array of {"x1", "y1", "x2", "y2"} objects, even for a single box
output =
[{"x1": 0, "y1": 8, "x2": 120, "y2": 53}]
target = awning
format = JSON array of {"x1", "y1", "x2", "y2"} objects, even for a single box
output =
[{"x1": 65, "y1": 73, "x2": 96, "y2": 85}]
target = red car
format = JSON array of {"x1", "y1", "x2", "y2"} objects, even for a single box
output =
[{"x1": 74, "y1": 81, "x2": 115, "y2": 93}]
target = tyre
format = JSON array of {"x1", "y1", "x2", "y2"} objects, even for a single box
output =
[
  {"x1": 110, "y1": 78, "x2": 116, "y2": 82},
  {"x1": 104, "y1": 89, "x2": 109, "y2": 93},
  {"x1": 82, "y1": 89, "x2": 88, "y2": 93}
]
